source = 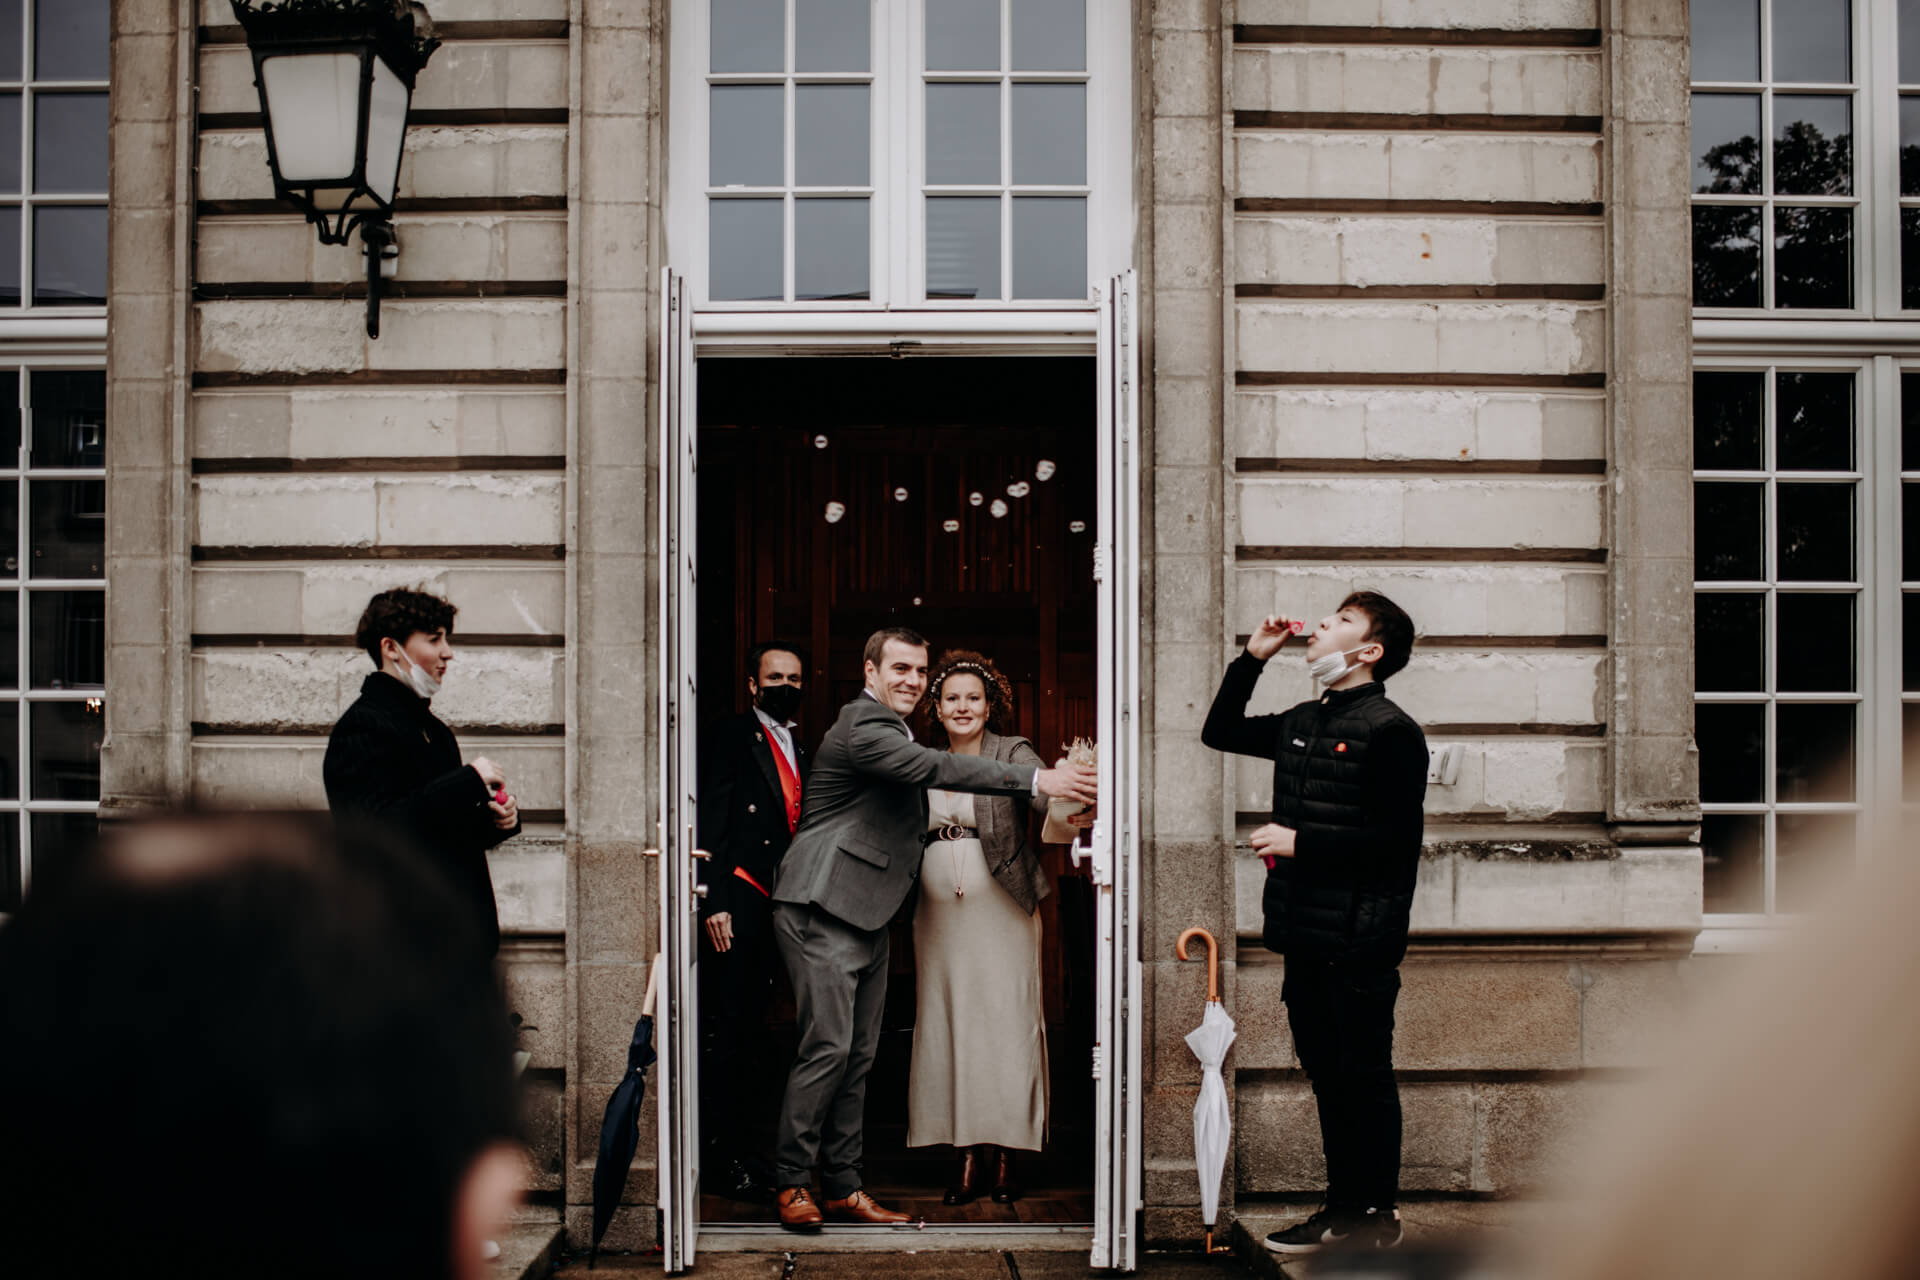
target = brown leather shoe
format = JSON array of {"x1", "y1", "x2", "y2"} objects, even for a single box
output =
[
  {"x1": 989, "y1": 1147, "x2": 1021, "y2": 1204},
  {"x1": 776, "y1": 1185, "x2": 823, "y2": 1230},
  {"x1": 822, "y1": 1188, "x2": 912, "y2": 1224},
  {"x1": 943, "y1": 1145, "x2": 986, "y2": 1206}
]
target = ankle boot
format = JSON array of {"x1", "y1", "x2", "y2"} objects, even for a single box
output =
[
  {"x1": 943, "y1": 1145, "x2": 985, "y2": 1205},
  {"x1": 989, "y1": 1146, "x2": 1020, "y2": 1204}
]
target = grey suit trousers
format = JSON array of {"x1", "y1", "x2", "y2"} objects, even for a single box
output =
[{"x1": 771, "y1": 900, "x2": 889, "y2": 1197}]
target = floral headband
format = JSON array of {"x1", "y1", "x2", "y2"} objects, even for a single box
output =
[{"x1": 927, "y1": 659, "x2": 1011, "y2": 713}]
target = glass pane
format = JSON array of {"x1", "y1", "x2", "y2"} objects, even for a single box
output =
[
  {"x1": 1773, "y1": 0, "x2": 1851, "y2": 83},
  {"x1": 0, "y1": 590, "x2": 14, "y2": 688},
  {"x1": 1693, "y1": 0, "x2": 1759, "y2": 81},
  {"x1": 708, "y1": 199, "x2": 783, "y2": 301},
  {"x1": 1693, "y1": 205, "x2": 1762, "y2": 307},
  {"x1": 1776, "y1": 811, "x2": 1853, "y2": 912},
  {"x1": 1905, "y1": 702, "x2": 1920, "y2": 800},
  {"x1": 27, "y1": 479, "x2": 103, "y2": 578},
  {"x1": 0, "y1": 813, "x2": 16, "y2": 913},
  {"x1": 1904, "y1": 593, "x2": 1919, "y2": 688},
  {"x1": 33, "y1": 0, "x2": 107, "y2": 81},
  {"x1": 927, "y1": 83, "x2": 1000, "y2": 185},
  {"x1": 1698, "y1": 703, "x2": 1765, "y2": 802},
  {"x1": 1903, "y1": 98, "x2": 1920, "y2": 195},
  {"x1": 1775, "y1": 593, "x2": 1853, "y2": 693},
  {"x1": 29, "y1": 697, "x2": 100, "y2": 800},
  {"x1": 32, "y1": 206, "x2": 105, "y2": 305},
  {"x1": 710, "y1": 85, "x2": 784, "y2": 187},
  {"x1": 0, "y1": 206, "x2": 17, "y2": 306},
  {"x1": 28, "y1": 370, "x2": 101, "y2": 469},
  {"x1": 926, "y1": 196, "x2": 1000, "y2": 300},
  {"x1": 1696, "y1": 593, "x2": 1765, "y2": 691},
  {"x1": 1775, "y1": 371, "x2": 1852, "y2": 471},
  {"x1": 1692, "y1": 94, "x2": 1760, "y2": 193},
  {"x1": 1012, "y1": 0, "x2": 1084, "y2": 71},
  {"x1": 1701, "y1": 813, "x2": 1764, "y2": 914},
  {"x1": 711, "y1": 0, "x2": 785, "y2": 74},
  {"x1": 795, "y1": 85, "x2": 869, "y2": 187},
  {"x1": 1905, "y1": 373, "x2": 1920, "y2": 470},
  {"x1": 795, "y1": 0, "x2": 869, "y2": 73},
  {"x1": 1772, "y1": 95, "x2": 1851, "y2": 196},
  {"x1": 1776, "y1": 482, "x2": 1853, "y2": 581},
  {"x1": 30, "y1": 813, "x2": 95, "y2": 894},
  {"x1": 0, "y1": 1, "x2": 19, "y2": 81},
  {"x1": 0, "y1": 481, "x2": 16, "y2": 577},
  {"x1": 32, "y1": 92, "x2": 105, "y2": 193},
  {"x1": 0, "y1": 92, "x2": 17, "y2": 194},
  {"x1": 30, "y1": 589, "x2": 101, "y2": 689},
  {"x1": 1774, "y1": 206, "x2": 1852, "y2": 309},
  {"x1": 1011, "y1": 84, "x2": 1085, "y2": 185},
  {"x1": 793, "y1": 198, "x2": 868, "y2": 300},
  {"x1": 1907, "y1": 210, "x2": 1920, "y2": 309},
  {"x1": 1695, "y1": 481, "x2": 1765, "y2": 580},
  {"x1": 1776, "y1": 702, "x2": 1855, "y2": 802},
  {"x1": 1694, "y1": 370, "x2": 1764, "y2": 470},
  {"x1": 1012, "y1": 196, "x2": 1085, "y2": 300},
  {"x1": 1907, "y1": 483, "x2": 1919, "y2": 580},
  {"x1": 926, "y1": 0, "x2": 999, "y2": 71},
  {"x1": 0, "y1": 369, "x2": 17, "y2": 459}
]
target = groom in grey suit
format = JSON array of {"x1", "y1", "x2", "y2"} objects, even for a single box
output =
[{"x1": 768, "y1": 626, "x2": 1097, "y2": 1228}]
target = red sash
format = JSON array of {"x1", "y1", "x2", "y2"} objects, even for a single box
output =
[{"x1": 769, "y1": 734, "x2": 802, "y2": 833}]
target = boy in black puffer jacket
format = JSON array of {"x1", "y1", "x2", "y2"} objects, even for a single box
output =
[{"x1": 1202, "y1": 590, "x2": 1425, "y2": 1255}]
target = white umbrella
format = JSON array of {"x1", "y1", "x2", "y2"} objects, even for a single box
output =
[{"x1": 1178, "y1": 927, "x2": 1237, "y2": 1253}]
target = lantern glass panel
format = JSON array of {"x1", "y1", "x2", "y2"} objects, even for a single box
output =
[
  {"x1": 260, "y1": 52, "x2": 364, "y2": 185},
  {"x1": 363, "y1": 55, "x2": 410, "y2": 206}
]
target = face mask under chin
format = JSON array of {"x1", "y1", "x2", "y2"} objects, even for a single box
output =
[
  {"x1": 395, "y1": 650, "x2": 442, "y2": 699},
  {"x1": 1308, "y1": 646, "x2": 1367, "y2": 686}
]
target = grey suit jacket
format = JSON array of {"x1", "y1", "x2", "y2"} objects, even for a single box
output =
[{"x1": 771, "y1": 692, "x2": 1038, "y2": 932}]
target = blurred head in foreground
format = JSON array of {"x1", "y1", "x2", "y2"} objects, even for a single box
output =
[{"x1": 0, "y1": 812, "x2": 523, "y2": 1280}]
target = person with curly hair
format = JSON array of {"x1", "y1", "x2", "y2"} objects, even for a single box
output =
[
  {"x1": 323, "y1": 587, "x2": 521, "y2": 963},
  {"x1": 907, "y1": 649, "x2": 1063, "y2": 1206}
]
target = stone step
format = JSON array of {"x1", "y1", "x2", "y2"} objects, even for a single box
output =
[{"x1": 494, "y1": 1222, "x2": 565, "y2": 1280}]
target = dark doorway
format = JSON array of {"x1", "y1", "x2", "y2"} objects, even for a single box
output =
[{"x1": 695, "y1": 356, "x2": 1099, "y2": 1225}]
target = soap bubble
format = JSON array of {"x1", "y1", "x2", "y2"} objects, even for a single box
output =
[
  {"x1": 813, "y1": 434, "x2": 829, "y2": 449},
  {"x1": 1069, "y1": 520, "x2": 1086, "y2": 533},
  {"x1": 990, "y1": 499, "x2": 1009, "y2": 518},
  {"x1": 1035, "y1": 460, "x2": 1056, "y2": 481},
  {"x1": 1007, "y1": 482, "x2": 1030, "y2": 498},
  {"x1": 824, "y1": 501, "x2": 846, "y2": 524},
  {"x1": 969, "y1": 491, "x2": 984, "y2": 506},
  {"x1": 894, "y1": 487, "x2": 909, "y2": 502},
  {"x1": 942, "y1": 519, "x2": 960, "y2": 532}
]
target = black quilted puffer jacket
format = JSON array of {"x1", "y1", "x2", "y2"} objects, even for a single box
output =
[{"x1": 1202, "y1": 652, "x2": 1428, "y2": 969}]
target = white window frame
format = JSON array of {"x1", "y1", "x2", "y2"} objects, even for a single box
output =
[
  {"x1": 1692, "y1": 0, "x2": 1915, "y2": 951},
  {"x1": 666, "y1": 0, "x2": 1132, "y2": 325}
]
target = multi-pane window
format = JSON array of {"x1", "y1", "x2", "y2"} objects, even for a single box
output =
[
  {"x1": 1690, "y1": 0, "x2": 1857, "y2": 310},
  {"x1": 1902, "y1": 374, "x2": 1919, "y2": 808},
  {"x1": 0, "y1": 0, "x2": 109, "y2": 308},
  {"x1": 685, "y1": 0, "x2": 1113, "y2": 307},
  {"x1": 0, "y1": 368, "x2": 104, "y2": 911},
  {"x1": 1694, "y1": 368, "x2": 1866, "y2": 915}
]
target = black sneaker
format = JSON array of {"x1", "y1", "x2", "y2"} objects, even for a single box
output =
[{"x1": 1263, "y1": 1206, "x2": 1403, "y2": 1254}]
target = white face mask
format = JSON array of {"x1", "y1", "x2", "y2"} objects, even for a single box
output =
[
  {"x1": 1308, "y1": 645, "x2": 1368, "y2": 686},
  {"x1": 394, "y1": 648, "x2": 442, "y2": 699}
]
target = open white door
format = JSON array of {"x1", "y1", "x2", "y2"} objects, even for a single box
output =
[
  {"x1": 656, "y1": 268, "x2": 702, "y2": 1273},
  {"x1": 1088, "y1": 270, "x2": 1143, "y2": 1272}
]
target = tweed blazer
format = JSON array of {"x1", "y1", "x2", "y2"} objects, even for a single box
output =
[
  {"x1": 771, "y1": 692, "x2": 1038, "y2": 932},
  {"x1": 962, "y1": 731, "x2": 1052, "y2": 916}
]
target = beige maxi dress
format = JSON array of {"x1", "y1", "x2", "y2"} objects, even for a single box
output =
[{"x1": 907, "y1": 787, "x2": 1048, "y2": 1151}]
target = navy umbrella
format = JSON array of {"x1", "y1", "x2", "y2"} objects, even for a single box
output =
[{"x1": 590, "y1": 956, "x2": 661, "y2": 1266}]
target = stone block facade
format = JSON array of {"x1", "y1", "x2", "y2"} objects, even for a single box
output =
[{"x1": 101, "y1": 0, "x2": 1701, "y2": 1255}]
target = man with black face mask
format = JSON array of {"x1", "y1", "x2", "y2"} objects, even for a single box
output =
[{"x1": 697, "y1": 642, "x2": 810, "y2": 1202}]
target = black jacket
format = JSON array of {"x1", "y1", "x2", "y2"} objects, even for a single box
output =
[
  {"x1": 1202, "y1": 652, "x2": 1427, "y2": 969},
  {"x1": 323, "y1": 671, "x2": 519, "y2": 957},
  {"x1": 697, "y1": 709, "x2": 810, "y2": 919}
]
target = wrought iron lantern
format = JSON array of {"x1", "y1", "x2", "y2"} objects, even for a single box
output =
[{"x1": 228, "y1": 0, "x2": 441, "y2": 337}]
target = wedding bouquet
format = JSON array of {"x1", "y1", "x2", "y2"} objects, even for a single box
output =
[{"x1": 1041, "y1": 737, "x2": 1098, "y2": 844}]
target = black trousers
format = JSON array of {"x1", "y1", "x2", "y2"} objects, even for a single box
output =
[
  {"x1": 1282, "y1": 960, "x2": 1402, "y2": 1212},
  {"x1": 698, "y1": 888, "x2": 779, "y2": 1163}
]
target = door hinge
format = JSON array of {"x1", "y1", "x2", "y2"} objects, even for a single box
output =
[
  {"x1": 1091, "y1": 1043, "x2": 1104, "y2": 1080},
  {"x1": 1091, "y1": 543, "x2": 1106, "y2": 583}
]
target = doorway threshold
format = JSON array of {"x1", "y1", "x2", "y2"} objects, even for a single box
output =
[{"x1": 699, "y1": 1225, "x2": 1094, "y2": 1252}]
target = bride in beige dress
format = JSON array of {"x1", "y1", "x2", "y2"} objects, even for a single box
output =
[{"x1": 908, "y1": 650, "x2": 1063, "y2": 1206}]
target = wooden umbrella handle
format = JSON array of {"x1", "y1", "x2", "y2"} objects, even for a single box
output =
[{"x1": 1175, "y1": 926, "x2": 1220, "y2": 1003}]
